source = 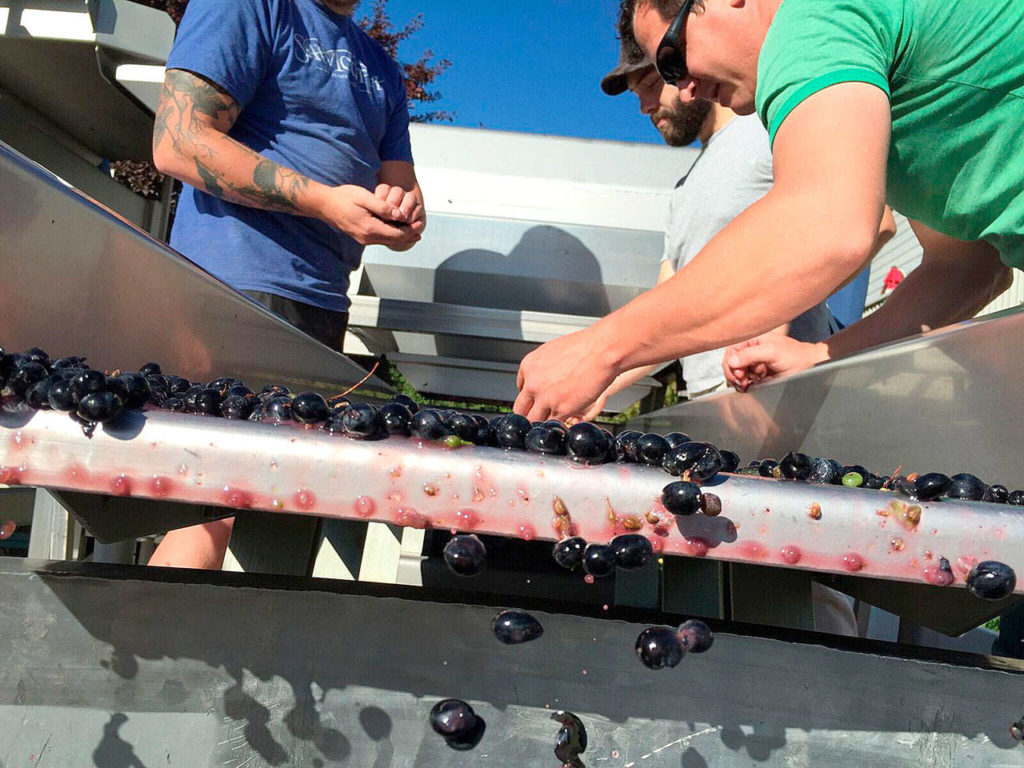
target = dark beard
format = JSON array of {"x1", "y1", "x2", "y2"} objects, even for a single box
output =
[{"x1": 653, "y1": 99, "x2": 713, "y2": 147}]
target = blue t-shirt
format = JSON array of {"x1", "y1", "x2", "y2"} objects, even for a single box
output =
[{"x1": 166, "y1": 0, "x2": 414, "y2": 311}]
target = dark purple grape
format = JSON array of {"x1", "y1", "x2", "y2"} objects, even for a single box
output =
[
  {"x1": 220, "y1": 394, "x2": 255, "y2": 420},
  {"x1": 410, "y1": 409, "x2": 452, "y2": 441},
  {"x1": 582, "y1": 543, "x2": 615, "y2": 577},
  {"x1": 77, "y1": 392, "x2": 124, "y2": 423},
  {"x1": 610, "y1": 534, "x2": 654, "y2": 569},
  {"x1": 614, "y1": 430, "x2": 641, "y2": 462},
  {"x1": 193, "y1": 387, "x2": 223, "y2": 416},
  {"x1": 758, "y1": 459, "x2": 780, "y2": 478},
  {"x1": 864, "y1": 474, "x2": 886, "y2": 490},
  {"x1": 893, "y1": 476, "x2": 917, "y2": 498},
  {"x1": 224, "y1": 384, "x2": 254, "y2": 399},
  {"x1": 552, "y1": 536, "x2": 586, "y2": 570},
  {"x1": 662, "y1": 441, "x2": 703, "y2": 476},
  {"x1": 326, "y1": 393, "x2": 349, "y2": 411},
  {"x1": 0, "y1": 353, "x2": 24, "y2": 379},
  {"x1": 163, "y1": 397, "x2": 186, "y2": 412},
  {"x1": 47, "y1": 377, "x2": 76, "y2": 411},
  {"x1": 662, "y1": 480, "x2": 702, "y2": 516},
  {"x1": 104, "y1": 375, "x2": 130, "y2": 403},
  {"x1": 491, "y1": 609, "x2": 543, "y2": 644},
  {"x1": 443, "y1": 534, "x2": 486, "y2": 576},
  {"x1": 291, "y1": 392, "x2": 330, "y2": 424},
  {"x1": 688, "y1": 443, "x2": 724, "y2": 482},
  {"x1": 946, "y1": 473, "x2": 986, "y2": 501},
  {"x1": 495, "y1": 413, "x2": 531, "y2": 450},
  {"x1": 164, "y1": 376, "x2": 190, "y2": 396},
  {"x1": 9, "y1": 361, "x2": 49, "y2": 397},
  {"x1": 551, "y1": 711, "x2": 587, "y2": 765},
  {"x1": 115, "y1": 373, "x2": 151, "y2": 409},
  {"x1": 1009, "y1": 490, "x2": 1024, "y2": 507},
  {"x1": 389, "y1": 393, "x2": 419, "y2": 414},
  {"x1": 663, "y1": 432, "x2": 691, "y2": 449},
  {"x1": 780, "y1": 452, "x2": 813, "y2": 481},
  {"x1": 51, "y1": 356, "x2": 86, "y2": 370},
  {"x1": 24, "y1": 375, "x2": 60, "y2": 409},
  {"x1": 379, "y1": 402, "x2": 413, "y2": 436},
  {"x1": 446, "y1": 412, "x2": 479, "y2": 442},
  {"x1": 139, "y1": 362, "x2": 162, "y2": 377},
  {"x1": 637, "y1": 433, "x2": 671, "y2": 466},
  {"x1": 914, "y1": 472, "x2": 951, "y2": 501},
  {"x1": 636, "y1": 626, "x2": 685, "y2": 669},
  {"x1": 984, "y1": 484, "x2": 1009, "y2": 504},
  {"x1": 524, "y1": 425, "x2": 566, "y2": 455},
  {"x1": 263, "y1": 396, "x2": 293, "y2": 423},
  {"x1": 342, "y1": 403, "x2": 382, "y2": 438},
  {"x1": 24, "y1": 347, "x2": 50, "y2": 366},
  {"x1": 808, "y1": 458, "x2": 842, "y2": 484},
  {"x1": 966, "y1": 561, "x2": 1016, "y2": 600},
  {"x1": 259, "y1": 384, "x2": 290, "y2": 401},
  {"x1": 181, "y1": 385, "x2": 204, "y2": 412},
  {"x1": 566, "y1": 423, "x2": 612, "y2": 465},
  {"x1": 720, "y1": 449, "x2": 741, "y2": 473},
  {"x1": 429, "y1": 699, "x2": 484, "y2": 750},
  {"x1": 207, "y1": 377, "x2": 241, "y2": 392},
  {"x1": 677, "y1": 619, "x2": 714, "y2": 653}
]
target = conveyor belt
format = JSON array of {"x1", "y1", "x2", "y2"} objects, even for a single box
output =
[{"x1": 2, "y1": 408, "x2": 1022, "y2": 595}]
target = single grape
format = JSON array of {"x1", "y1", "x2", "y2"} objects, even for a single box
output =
[
  {"x1": 291, "y1": 392, "x2": 330, "y2": 424},
  {"x1": 491, "y1": 609, "x2": 543, "y2": 644},
  {"x1": 780, "y1": 452, "x2": 813, "y2": 481},
  {"x1": 662, "y1": 481, "x2": 702, "y2": 516},
  {"x1": 552, "y1": 537, "x2": 586, "y2": 570},
  {"x1": 610, "y1": 534, "x2": 654, "y2": 569},
  {"x1": 677, "y1": 619, "x2": 714, "y2": 653},
  {"x1": 582, "y1": 543, "x2": 615, "y2": 577},
  {"x1": 636, "y1": 626, "x2": 685, "y2": 669},
  {"x1": 966, "y1": 561, "x2": 1016, "y2": 600},
  {"x1": 443, "y1": 534, "x2": 486, "y2": 576}
]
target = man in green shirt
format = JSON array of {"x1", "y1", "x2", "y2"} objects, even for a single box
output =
[{"x1": 513, "y1": 0, "x2": 1018, "y2": 420}]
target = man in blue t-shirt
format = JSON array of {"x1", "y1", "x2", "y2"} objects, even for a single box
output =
[
  {"x1": 153, "y1": 0, "x2": 423, "y2": 337},
  {"x1": 150, "y1": 0, "x2": 423, "y2": 570}
]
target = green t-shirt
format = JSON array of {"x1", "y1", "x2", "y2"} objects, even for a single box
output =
[{"x1": 756, "y1": 0, "x2": 1024, "y2": 268}]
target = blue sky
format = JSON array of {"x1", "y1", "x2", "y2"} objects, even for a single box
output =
[{"x1": 366, "y1": 0, "x2": 661, "y2": 144}]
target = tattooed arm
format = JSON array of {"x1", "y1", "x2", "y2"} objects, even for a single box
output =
[{"x1": 152, "y1": 68, "x2": 421, "y2": 248}]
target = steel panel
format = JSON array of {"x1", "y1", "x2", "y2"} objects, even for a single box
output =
[
  {"x1": 631, "y1": 305, "x2": 1024, "y2": 489},
  {"x1": 2, "y1": 559, "x2": 1023, "y2": 767},
  {"x1": 0, "y1": 141, "x2": 390, "y2": 395}
]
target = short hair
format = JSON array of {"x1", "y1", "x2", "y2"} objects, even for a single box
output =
[
  {"x1": 616, "y1": 0, "x2": 646, "y2": 64},
  {"x1": 632, "y1": 0, "x2": 703, "y2": 23}
]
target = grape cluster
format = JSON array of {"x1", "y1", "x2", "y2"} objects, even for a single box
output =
[{"x1": 741, "y1": 451, "x2": 1024, "y2": 507}]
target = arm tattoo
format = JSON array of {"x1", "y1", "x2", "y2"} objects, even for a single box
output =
[{"x1": 154, "y1": 69, "x2": 313, "y2": 215}]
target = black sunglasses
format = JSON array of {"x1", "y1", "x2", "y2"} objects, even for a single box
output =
[{"x1": 655, "y1": 0, "x2": 696, "y2": 84}]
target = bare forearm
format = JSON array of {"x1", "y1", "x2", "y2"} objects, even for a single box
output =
[
  {"x1": 825, "y1": 255, "x2": 1010, "y2": 360},
  {"x1": 153, "y1": 72, "x2": 327, "y2": 219},
  {"x1": 595, "y1": 190, "x2": 877, "y2": 374}
]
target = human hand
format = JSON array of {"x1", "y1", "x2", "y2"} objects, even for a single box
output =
[
  {"x1": 316, "y1": 184, "x2": 422, "y2": 249},
  {"x1": 375, "y1": 184, "x2": 425, "y2": 251},
  {"x1": 514, "y1": 326, "x2": 619, "y2": 422},
  {"x1": 722, "y1": 335, "x2": 829, "y2": 392}
]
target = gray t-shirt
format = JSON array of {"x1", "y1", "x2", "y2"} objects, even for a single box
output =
[{"x1": 663, "y1": 114, "x2": 832, "y2": 395}]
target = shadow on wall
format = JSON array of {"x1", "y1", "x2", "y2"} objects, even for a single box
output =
[
  {"x1": 431, "y1": 225, "x2": 610, "y2": 364},
  {"x1": 434, "y1": 225, "x2": 611, "y2": 316}
]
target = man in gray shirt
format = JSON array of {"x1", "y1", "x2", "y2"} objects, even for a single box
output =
[{"x1": 590, "y1": 31, "x2": 835, "y2": 413}]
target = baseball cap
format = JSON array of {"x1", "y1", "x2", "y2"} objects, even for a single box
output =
[{"x1": 601, "y1": 38, "x2": 653, "y2": 96}]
